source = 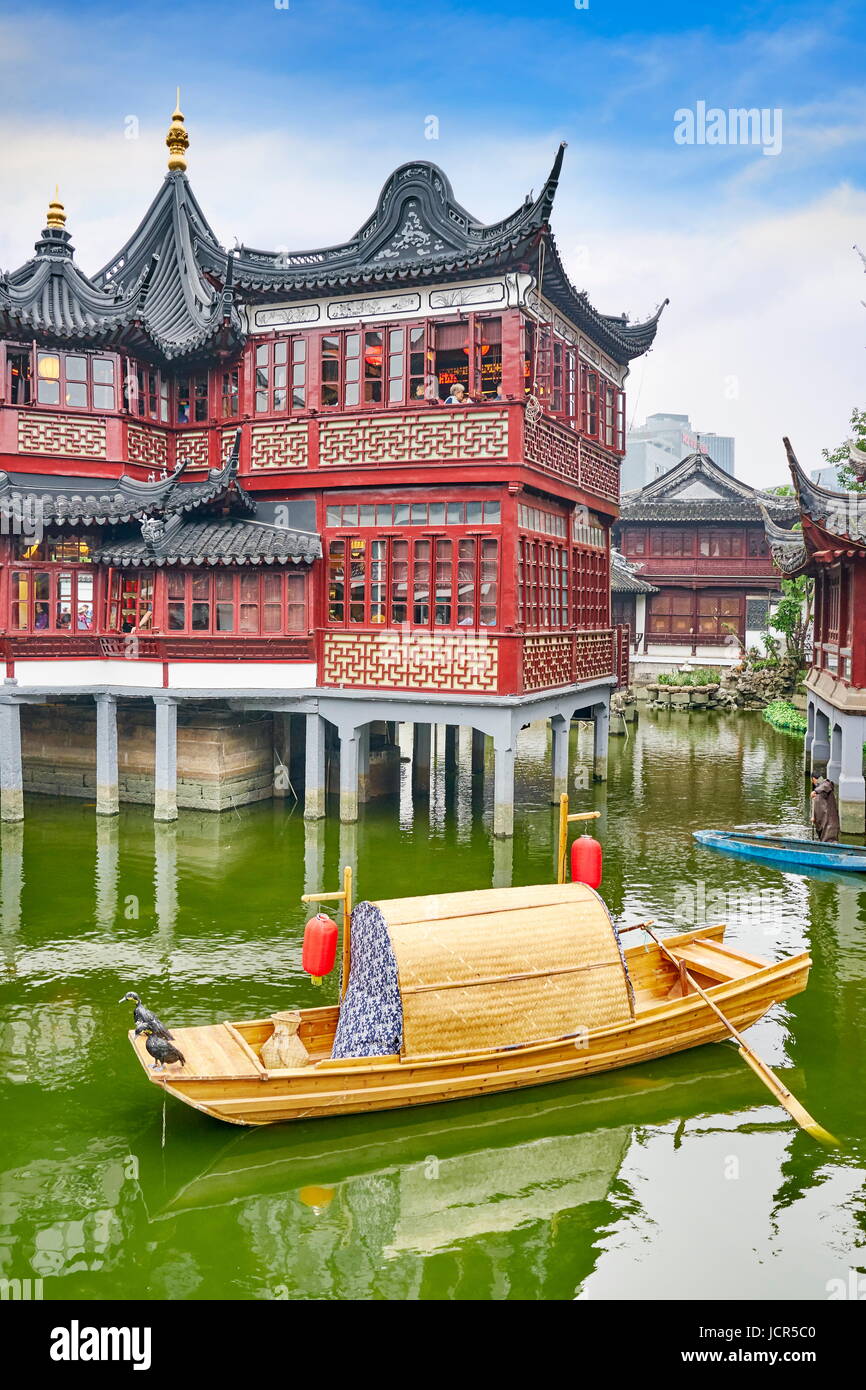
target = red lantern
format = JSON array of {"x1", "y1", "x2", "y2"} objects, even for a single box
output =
[
  {"x1": 302, "y1": 914, "x2": 338, "y2": 985},
  {"x1": 571, "y1": 833, "x2": 603, "y2": 889}
]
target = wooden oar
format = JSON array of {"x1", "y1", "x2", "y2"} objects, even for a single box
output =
[{"x1": 640, "y1": 924, "x2": 839, "y2": 1148}]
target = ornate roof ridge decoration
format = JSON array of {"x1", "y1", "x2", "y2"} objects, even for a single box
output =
[
  {"x1": 758, "y1": 503, "x2": 808, "y2": 576},
  {"x1": 784, "y1": 436, "x2": 866, "y2": 547},
  {"x1": 848, "y1": 438, "x2": 866, "y2": 482},
  {"x1": 91, "y1": 129, "x2": 242, "y2": 360},
  {"x1": 92, "y1": 514, "x2": 322, "y2": 567},
  {"x1": 216, "y1": 145, "x2": 567, "y2": 284},
  {"x1": 0, "y1": 428, "x2": 251, "y2": 528},
  {"x1": 195, "y1": 143, "x2": 664, "y2": 365}
]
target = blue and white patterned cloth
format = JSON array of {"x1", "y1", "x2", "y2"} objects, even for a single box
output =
[{"x1": 331, "y1": 901, "x2": 403, "y2": 1059}]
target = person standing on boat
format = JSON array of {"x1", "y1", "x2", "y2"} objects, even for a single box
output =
[{"x1": 810, "y1": 775, "x2": 840, "y2": 842}]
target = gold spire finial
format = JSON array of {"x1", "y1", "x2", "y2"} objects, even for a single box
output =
[
  {"x1": 166, "y1": 90, "x2": 189, "y2": 173},
  {"x1": 46, "y1": 184, "x2": 66, "y2": 229}
]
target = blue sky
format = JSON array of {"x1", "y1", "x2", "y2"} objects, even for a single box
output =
[{"x1": 2, "y1": 0, "x2": 865, "y2": 480}]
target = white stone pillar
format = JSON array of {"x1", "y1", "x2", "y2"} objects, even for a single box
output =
[
  {"x1": 95, "y1": 694, "x2": 120, "y2": 816},
  {"x1": 493, "y1": 736, "x2": 515, "y2": 839},
  {"x1": 551, "y1": 714, "x2": 570, "y2": 804},
  {"x1": 273, "y1": 712, "x2": 292, "y2": 798},
  {"x1": 593, "y1": 701, "x2": 610, "y2": 782},
  {"x1": 339, "y1": 728, "x2": 360, "y2": 824},
  {"x1": 153, "y1": 697, "x2": 178, "y2": 822},
  {"x1": 304, "y1": 713, "x2": 326, "y2": 820},
  {"x1": 0, "y1": 701, "x2": 24, "y2": 823},
  {"x1": 827, "y1": 721, "x2": 842, "y2": 789},
  {"x1": 838, "y1": 714, "x2": 866, "y2": 835},
  {"x1": 635, "y1": 593, "x2": 647, "y2": 650}
]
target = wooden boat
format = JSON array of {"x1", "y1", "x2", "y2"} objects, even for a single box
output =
[
  {"x1": 128, "y1": 881, "x2": 811, "y2": 1127},
  {"x1": 694, "y1": 828, "x2": 866, "y2": 873}
]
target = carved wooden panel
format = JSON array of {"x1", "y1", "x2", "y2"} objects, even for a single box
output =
[
  {"x1": 17, "y1": 413, "x2": 106, "y2": 459},
  {"x1": 249, "y1": 421, "x2": 310, "y2": 470},
  {"x1": 127, "y1": 423, "x2": 168, "y2": 469},
  {"x1": 319, "y1": 409, "x2": 508, "y2": 468},
  {"x1": 177, "y1": 430, "x2": 209, "y2": 469},
  {"x1": 322, "y1": 630, "x2": 499, "y2": 692},
  {"x1": 579, "y1": 442, "x2": 620, "y2": 503},
  {"x1": 522, "y1": 634, "x2": 575, "y2": 691},
  {"x1": 575, "y1": 629, "x2": 615, "y2": 682},
  {"x1": 523, "y1": 416, "x2": 580, "y2": 483}
]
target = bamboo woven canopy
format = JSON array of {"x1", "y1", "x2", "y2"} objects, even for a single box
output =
[{"x1": 372, "y1": 882, "x2": 634, "y2": 1059}]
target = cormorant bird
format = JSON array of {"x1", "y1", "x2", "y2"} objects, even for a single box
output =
[
  {"x1": 119, "y1": 991, "x2": 173, "y2": 1040},
  {"x1": 135, "y1": 1025, "x2": 186, "y2": 1071}
]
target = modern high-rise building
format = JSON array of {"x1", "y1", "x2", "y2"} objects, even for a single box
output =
[{"x1": 622, "y1": 412, "x2": 734, "y2": 490}]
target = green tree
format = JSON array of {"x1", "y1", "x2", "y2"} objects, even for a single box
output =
[
  {"x1": 821, "y1": 406, "x2": 866, "y2": 492},
  {"x1": 769, "y1": 575, "x2": 813, "y2": 669}
]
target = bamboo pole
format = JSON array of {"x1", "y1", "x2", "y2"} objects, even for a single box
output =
[
  {"x1": 639, "y1": 923, "x2": 838, "y2": 1147},
  {"x1": 556, "y1": 791, "x2": 601, "y2": 884}
]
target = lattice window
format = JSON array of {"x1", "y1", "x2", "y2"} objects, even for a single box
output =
[{"x1": 327, "y1": 533, "x2": 498, "y2": 629}]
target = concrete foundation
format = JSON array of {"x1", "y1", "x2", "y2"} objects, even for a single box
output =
[{"x1": 20, "y1": 701, "x2": 277, "y2": 812}]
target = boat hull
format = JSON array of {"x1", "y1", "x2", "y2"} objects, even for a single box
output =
[
  {"x1": 130, "y1": 926, "x2": 811, "y2": 1127},
  {"x1": 694, "y1": 828, "x2": 866, "y2": 872}
]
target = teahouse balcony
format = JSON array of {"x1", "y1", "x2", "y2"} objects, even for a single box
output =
[{"x1": 0, "y1": 400, "x2": 621, "y2": 505}]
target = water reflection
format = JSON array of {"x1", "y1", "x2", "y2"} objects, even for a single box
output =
[
  {"x1": 153, "y1": 823, "x2": 178, "y2": 941},
  {"x1": 94, "y1": 816, "x2": 118, "y2": 933},
  {"x1": 0, "y1": 821, "x2": 23, "y2": 972},
  {"x1": 143, "y1": 1059, "x2": 783, "y2": 1300}
]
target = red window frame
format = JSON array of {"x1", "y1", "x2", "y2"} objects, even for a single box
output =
[
  {"x1": 163, "y1": 569, "x2": 307, "y2": 634},
  {"x1": 327, "y1": 531, "x2": 498, "y2": 630},
  {"x1": 176, "y1": 371, "x2": 210, "y2": 426},
  {"x1": 254, "y1": 337, "x2": 306, "y2": 414},
  {"x1": 29, "y1": 348, "x2": 118, "y2": 411},
  {"x1": 9, "y1": 552, "x2": 97, "y2": 633},
  {"x1": 572, "y1": 546, "x2": 609, "y2": 629},
  {"x1": 518, "y1": 538, "x2": 570, "y2": 628},
  {"x1": 106, "y1": 571, "x2": 155, "y2": 632}
]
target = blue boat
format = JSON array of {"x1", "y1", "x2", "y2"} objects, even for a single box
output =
[{"x1": 693, "y1": 829, "x2": 866, "y2": 874}]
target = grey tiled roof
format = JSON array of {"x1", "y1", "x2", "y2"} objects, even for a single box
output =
[
  {"x1": 3, "y1": 150, "x2": 664, "y2": 367},
  {"x1": 611, "y1": 557, "x2": 657, "y2": 593},
  {"x1": 0, "y1": 226, "x2": 148, "y2": 347},
  {"x1": 621, "y1": 452, "x2": 799, "y2": 524},
  {"x1": 1, "y1": 179, "x2": 241, "y2": 361},
  {"x1": 0, "y1": 429, "x2": 251, "y2": 527},
  {"x1": 93, "y1": 515, "x2": 321, "y2": 566},
  {"x1": 197, "y1": 147, "x2": 665, "y2": 366}
]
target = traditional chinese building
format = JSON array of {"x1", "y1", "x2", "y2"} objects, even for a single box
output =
[
  {"x1": 615, "y1": 451, "x2": 797, "y2": 674},
  {"x1": 763, "y1": 439, "x2": 866, "y2": 834},
  {"x1": 0, "y1": 103, "x2": 665, "y2": 834}
]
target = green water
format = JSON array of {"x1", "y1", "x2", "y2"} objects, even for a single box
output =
[{"x1": 2, "y1": 712, "x2": 865, "y2": 1301}]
